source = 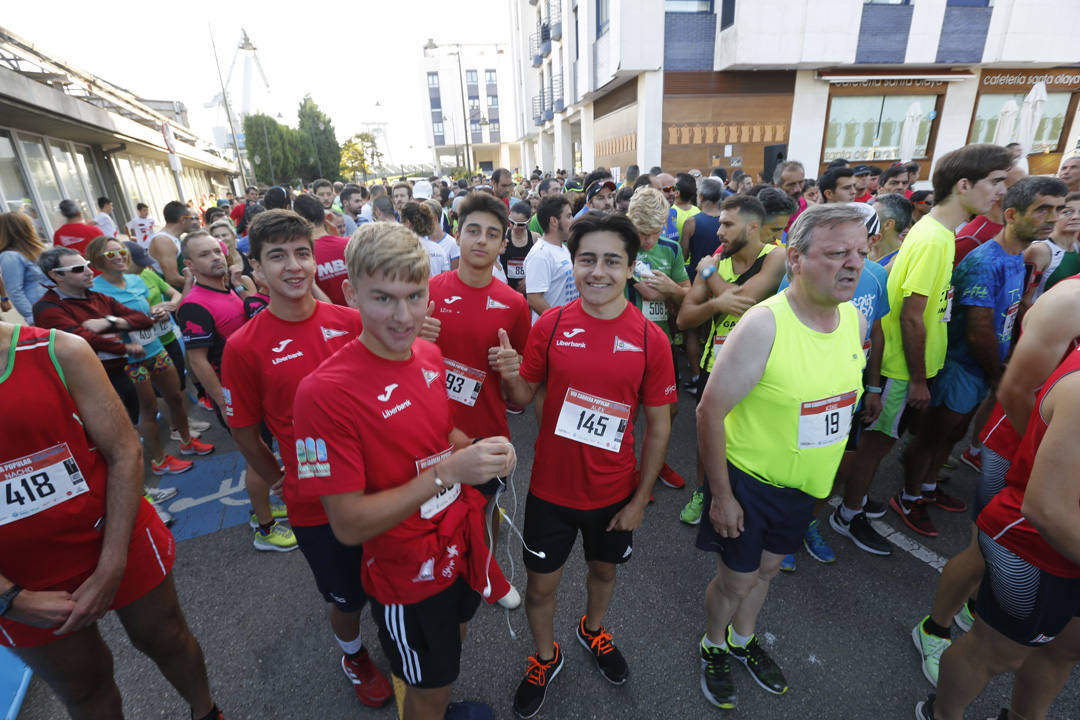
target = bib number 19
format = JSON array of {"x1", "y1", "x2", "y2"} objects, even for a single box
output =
[{"x1": 824, "y1": 411, "x2": 840, "y2": 437}]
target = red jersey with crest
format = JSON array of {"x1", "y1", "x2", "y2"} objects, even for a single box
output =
[
  {"x1": 520, "y1": 299, "x2": 676, "y2": 510},
  {"x1": 222, "y1": 301, "x2": 364, "y2": 526},
  {"x1": 428, "y1": 271, "x2": 530, "y2": 439}
]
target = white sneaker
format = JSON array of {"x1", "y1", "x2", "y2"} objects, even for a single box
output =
[
  {"x1": 188, "y1": 419, "x2": 211, "y2": 433},
  {"x1": 497, "y1": 585, "x2": 522, "y2": 610},
  {"x1": 144, "y1": 486, "x2": 178, "y2": 504},
  {"x1": 170, "y1": 427, "x2": 202, "y2": 441},
  {"x1": 153, "y1": 503, "x2": 174, "y2": 527}
]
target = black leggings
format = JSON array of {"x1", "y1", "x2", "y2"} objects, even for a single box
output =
[{"x1": 107, "y1": 367, "x2": 139, "y2": 425}]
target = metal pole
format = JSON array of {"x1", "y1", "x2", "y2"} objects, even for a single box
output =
[
  {"x1": 455, "y1": 48, "x2": 472, "y2": 175},
  {"x1": 209, "y1": 25, "x2": 248, "y2": 188}
]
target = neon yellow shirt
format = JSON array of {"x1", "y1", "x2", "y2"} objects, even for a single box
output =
[
  {"x1": 880, "y1": 215, "x2": 955, "y2": 381},
  {"x1": 675, "y1": 204, "x2": 700, "y2": 241},
  {"x1": 701, "y1": 244, "x2": 776, "y2": 373}
]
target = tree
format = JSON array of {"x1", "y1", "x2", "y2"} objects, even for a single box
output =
[
  {"x1": 297, "y1": 96, "x2": 341, "y2": 183},
  {"x1": 242, "y1": 113, "x2": 299, "y2": 185},
  {"x1": 339, "y1": 133, "x2": 372, "y2": 181}
]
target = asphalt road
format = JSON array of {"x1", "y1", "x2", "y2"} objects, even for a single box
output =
[{"x1": 18, "y1": 383, "x2": 1079, "y2": 720}]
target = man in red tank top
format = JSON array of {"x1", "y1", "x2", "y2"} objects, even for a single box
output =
[{"x1": 0, "y1": 322, "x2": 223, "y2": 719}]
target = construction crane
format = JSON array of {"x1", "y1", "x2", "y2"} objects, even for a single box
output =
[{"x1": 225, "y1": 29, "x2": 270, "y2": 118}]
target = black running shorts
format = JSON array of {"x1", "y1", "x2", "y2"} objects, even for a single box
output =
[
  {"x1": 292, "y1": 523, "x2": 368, "y2": 613},
  {"x1": 522, "y1": 492, "x2": 634, "y2": 574}
]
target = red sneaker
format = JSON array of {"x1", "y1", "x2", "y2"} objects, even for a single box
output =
[
  {"x1": 889, "y1": 492, "x2": 938, "y2": 537},
  {"x1": 658, "y1": 463, "x2": 686, "y2": 489},
  {"x1": 960, "y1": 447, "x2": 982, "y2": 472},
  {"x1": 923, "y1": 487, "x2": 967, "y2": 513},
  {"x1": 179, "y1": 437, "x2": 215, "y2": 456},
  {"x1": 151, "y1": 455, "x2": 193, "y2": 476},
  {"x1": 341, "y1": 649, "x2": 392, "y2": 707}
]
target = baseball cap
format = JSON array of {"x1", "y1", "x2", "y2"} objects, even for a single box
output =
[
  {"x1": 124, "y1": 240, "x2": 154, "y2": 268},
  {"x1": 852, "y1": 164, "x2": 872, "y2": 176},
  {"x1": 563, "y1": 179, "x2": 583, "y2": 192},
  {"x1": 413, "y1": 179, "x2": 433, "y2": 200},
  {"x1": 850, "y1": 201, "x2": 881, "y2": 237},
  {"x1": 585, "y1": 180, "x2": 616, "y2": 203}
]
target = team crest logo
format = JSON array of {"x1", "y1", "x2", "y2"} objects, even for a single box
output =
[
  {"x1": 422, "y1": 368, "x2": 440, "y2": 387},
  {"x1": 321, "y1": 326, "x2": 349, "y2": 340},
  {"x1": 486, "y1": 297, "x2": 509, "y2": 310},
  {"x1": 613, "y1": 336, "x2": 643, "y2": 353}
]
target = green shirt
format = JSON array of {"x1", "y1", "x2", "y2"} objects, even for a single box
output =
[
  {"x1": 139, "y1": 268, "x2": 176, "y2": 345},
  {"x1": 627, "y1": 236, "x2": 688, "y2": 341},
  {"x1": 528, "y1": 214, "x2": 543, "y2": 235}
]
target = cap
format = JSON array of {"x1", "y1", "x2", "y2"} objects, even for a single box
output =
[
  {"x1": 585, "y1": 180, "x2": 616, "y2": 202},
  {"x1": 413, "y1": 179, "x2": 433, "y2": 200},
  {"x1": 849, "y1": 201, "x2": 881, "y2": 237},
  {"x1": 124, "y1": 240, "x2": 154, "y2": 268},
  {"x1": 563, "y1": 179, "x2": 583, "y2": 192},
  {"x1": 852, "y1": 164, "x2": 872, "y2": 176},
  {"x1": 263, "y1": 186, "x2": 288, "y2": 210}
]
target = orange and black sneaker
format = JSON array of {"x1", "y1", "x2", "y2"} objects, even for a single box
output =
[
  {"x1": 576, "y1": 615, "x2": 628, "y2": 685},
  {"x1": 513, "y1": 642, "x2": 563, "y2": 719}
]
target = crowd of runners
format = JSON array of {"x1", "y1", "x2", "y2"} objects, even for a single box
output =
[{"x1": 0, "y1": 144, "x2": 1078, "y2": 720}]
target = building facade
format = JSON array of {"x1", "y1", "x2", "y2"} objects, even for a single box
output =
[
  {"x1": 0, "y1": 25, "x2": 236, "y2": 239},
  {"x1": 421, "y1": 41, "x2": 522, "y2": 175},
  {"x1": 510, "y1": 0, "x2": 1080, "y2": 183}
]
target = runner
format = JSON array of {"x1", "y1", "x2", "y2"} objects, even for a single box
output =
[
  {"x1": 493, "y1": 212, "x2": 676, "y2": 719},
  {"x1": 292, "y1": 221, "x2": 514, "y2": 720},
  {"x1": 220, "y1": 209, "x2": 392, "y2": 708},
  {"x1": 149, "y1": 200, "x2": 201, "y2": 290},
  {"x1": 125, "y1": 203, "x2": 155, "y2": 246},
  {"x1": 868, "y1": 193, "x2": 913, "y2": 268},
  {"x1": 524, "y1": 194, "x2": 577, "y2": 323},
  {"x1": 177, "y1": 230, "x2": 295, "y2": 552},
  {"x1": 1025, "y1": 189, "x2": 1080, "y2": 301},
  {"x1": 695, "y1": 203, "x2": 868, "y2": 710},
  {"x1": 677, "y1": 178, "x2": 725, "y2": 389},
  {"x1": 292, "y1": 193, "x2": 351, "y2": 305},
  {"x1": 92, "y1": 197, "x2": 118, "y2": 238},
  {"x1": 502, "y1": 200, "x2": 536, "y2": 294},
  {"x1": 51, "y1": 200, "x2": 99, "y2": 257},
  {"x1": 422, "y1": 192, "x2": 531, "y2": 609},
  {"x1": 0, "y1": 320, "x2": 222, "y2": 720}
]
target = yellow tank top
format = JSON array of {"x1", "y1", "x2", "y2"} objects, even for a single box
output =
[
  {"x1": 723, "y1": 291, "x2": 865, "y2": 498},
  {"x1": 701, "y1": 244, "x2": 776, "y2": 373}
]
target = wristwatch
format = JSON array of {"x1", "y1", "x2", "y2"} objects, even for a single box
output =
[
  {"x1": 0, "y1": 585, "x2": 22, "y2": 617},
  {"x1": 105, "y1": 315, "x2": 120, "y2": 329},
  {"x1": 701, "y1": 265, "x2": 717, "y2": 280}
]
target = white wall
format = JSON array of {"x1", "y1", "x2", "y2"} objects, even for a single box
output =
[
  {"x1": 786, "y1": 70, "x2": 830, "y2": 170},
  {"x1": 904, "y1": 0, "x2": 946, "y2": 65},
  {"x1": 928, "y1": 76, "x2": 981, "y2": 176},
  {"x1": 716, "y1": 0, "x2": 861, "y2": 69},
  {"x1": 985, "y1": 0, "x2": 1080, "y2": 64},
  {"x1": 636, "y1": 70, "x2": 664, "y2": 170}
]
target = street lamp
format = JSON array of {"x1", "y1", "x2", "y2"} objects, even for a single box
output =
[{"x1": 424, "y1": 39, "x2": 473, "y2": 176}]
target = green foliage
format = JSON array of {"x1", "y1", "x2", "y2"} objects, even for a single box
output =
[
  {"x1": 242, "y1": 96, "x2": 343, "y2": 186},
  {"x1": 340, "y1": 133, "x2": 380, "y2": 181},
  {"x1": 297, "y1": 96, "x2": 341, "y2": 183}
]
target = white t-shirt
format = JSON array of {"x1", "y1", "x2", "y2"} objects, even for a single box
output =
[
  {"x1": 436, "y1": 232, "x2": 460, "y2": 263},
  {"x1": 421, "y1": 237, "x2": 452, "y2": 277},
  {"x1": 524, "y1": 238, "x2": 578, "y2": 323},
  {"x1": 94, "y1": 212, "x2": 118, "y2": 238},
  {"x1": 126, "y1": 217, "x2": 156, "y2": 244}
]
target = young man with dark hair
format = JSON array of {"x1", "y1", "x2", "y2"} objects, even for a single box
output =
[
  {"x1": 292, "y1": 222, "x2": 515, "y2": 720},
  {"x1": 584, "y1": 180, "x2": 616, "y2": 214},
  {"x1": 852, "y1": 165, "x2": 873, "y2": 203},
  {"x1": 575, "y1": 169, "x2": 614, "y2": 218},
  {"x1": 819, "y1": 167, "x2": 857, "y2": 204},
  {"x1": 392, "y1": 182, "x2": 413, "y2": 213},
  {"x1": 312, "y1": 179, "x2": 335, "y2": 210},
  {"x1": 294, "y1": 194, "x2": 350, "y2": 306},
  {"x1": 94, "y1": 196, "x2": 118, "y2": 238},
  {"x1": 867, "y1": 165, "x2": 883, "y2": 196},
  {"x1": 492, "y1": 168, "x2": 514, "y2": 205},
  {"x1": 150, "y1": 201, "x2": 201, "y2": 290},
  {"x1": 669, "y1": 172, "x2": 701, "y2": 242},
  {"x1": 221, "y1": 209, "x2": 391, "y2": 709},
  {"x1": 879, "y1": 164, "x2": 911, "y2": 195},
  {"x1": 524, "y1": 194, "x2": 577, "y2": 323},
  {"x1": 756, "y1": 188, "x2": 797, "y2": 244},
  {"x1": 126, "y1": 203, "x2": 155, "y2": 245},
  {"x1": 231, "y1": 186, "x2": 258, "y2": 226},
  {"x1": 494, "y1": 213, "x2": 676, "y2": 719},
  {"x1": 340, "y1": 184, "x2": 370, "y2": 236}
]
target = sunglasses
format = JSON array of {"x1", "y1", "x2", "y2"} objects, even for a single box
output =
[
  {"x1": 509, "y1": 219, "x2": 528, "y2": 227},
  {"x1": 662, "y1": 186, "x2": 676, "y2": 193},
  {"x1": 54, "y1": 262, "x2": 92, "y2": 274},
  {"x1": 103, "y1": 249, "x2": 129, "y2": 259}
]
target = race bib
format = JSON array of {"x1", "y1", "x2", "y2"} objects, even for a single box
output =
[
  {"x1": 642, "y1": 300, "x2": 667, "y2": 324},
  {"x1": 507, "y1": 258, "x2": 525, "y2": 279},
  {"x1": 941, "y1": 287, "x2": 954, "y2": 323},
  {"x1": 444, "y1": 358, "x2": 485, "y2": 407},
  {"x1": 554, "y1": 388, "x2": 630, "y2": 452},
  {"x1": 797, "y1": 391, "x2": 858, "y2": 449},
  {"x1": 416, "y1": 448, "x2": 459, "y2": 519},
  {"x1": 153, "y1": 316, "x2": 173, "y2": 337},
  {"x1": 0, "y1": 444, "x2": 89, "y2": 527},
  {"x1": 1002, "y1": 301, "x2": 1019, "y2": 341},
  {"x1": 131, "y1": 326, "x2": 157, "y2": 345}
]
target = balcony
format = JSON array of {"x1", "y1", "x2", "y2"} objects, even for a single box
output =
[
  {"x1": 539, "y1": 24, "x2": 552, "y2": 57},
  {"x1": 550, "y1": 0, "x2": 562, "y2": 40},
  {"x1": 531, "y1": 95, "x2": 543, "y2": 127},
  {"x1": 530, "y1": 33, "x2": 542, "y2": 67},
  {"x1": 552, "y1": 73, "x2": 564, "y2": 113}
]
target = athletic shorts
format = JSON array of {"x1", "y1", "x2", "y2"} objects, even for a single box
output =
[
  {"x1": 369, "y1": 578, "x2": 481, "y2": 689},
  {"x1": 125, "y1": 350, "x2": 174, "y2": 384},
  {"x1": 973, "y1": 446, "x2": 1010, "y2": 521},
  {"x1": 869, "y1": 377, "x2": 931, "y2": 439},
  {"x1": 292, "y1": 523, "x2": 368, "y2": 613},
  {"x1": 931, "y1": 361, "x2": 989, "y2": 416},
  {"x1": 696, "y1": 461, "x2": 815, "y2": 573},
  {"x1": 695, "y1": 370, "x2": 710, "y2": 403},
  {"x1": 0, "y1": 506, "x2": 175, "y2": 648},
  {"x1": 670, "y1": 344, "x2": 681, "y2": 387},
  {"x1": 475, "y1": 475, "x2": 506, "y2": 497},
  {"x1": 522, "y1": 492, "x2": 634, "y2": 574},
  {"x1": 975, "y1": 531, "x2": 1080, "y2": 647}
]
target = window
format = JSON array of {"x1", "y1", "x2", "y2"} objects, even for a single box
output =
[
  {"x1": 18, "y1": 135, "x2": 65, "y2": 232},
  {"x1": 947, "y1": 0, "x2": 991, "y2": 5},
  {"x1": 596, "y1": 0, "x2": 610, "y2": 36},
  {"x1": 666, "y1": 0, "x2": 712, "y2": 10},
  {"x1": 49, "y1": 141, "x2": 93, "y2": 218},
  {"x1": 427, "y1": 72, "x2": 439, "y2": 88},
  {"x1": 471, "y1": 122, "x2": 482, "y2": 135},
  {"x1": 469, "y1": 97, "x2": 481, "y2": 113},
  {"x1": 430, "y1": 94, "x2": 441, "y2": 110},
  {"x1": 720, "y1": 0, "x2": 736, "y2": 27},
  {"x1": 823, "y1": 94, "x2": 938, "y2": 162},
  {"x1": 865, "y1": 0, "x2": 909, "y2": 4},
  {"x1": 489, "y1": 122, "x2": 501, "y2": 136},
  {"x1": 487, "y1": 94, "x2": 499, "y2": 107},
  {"x1": 466, "y1": 70, "x2": 478, "y2": 85},
  {"x1": 433, "y1": 121, "x2": 445, "y2": 136},
  {"x1": 573, "y1": 6, "x2": 580, "y2": 59},
  {"x1": 485, "y1": 69, "x2": 497, "y2": 85},
  {"x1": 0, "y1": 130, "x2": 46, "y2": 238},
  {"x1": 968, "y1": 92, "x2": 1071, "y2": 152}
]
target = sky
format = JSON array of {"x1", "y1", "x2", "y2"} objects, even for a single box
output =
[{"x1": 6, "y1": 0, "x2": 511, "y2": 165}]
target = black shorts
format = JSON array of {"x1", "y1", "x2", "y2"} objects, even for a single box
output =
[
  {"x1": 670, "y1": 344, "x2": 680, "y2": 387},
  {"x1": 292, "y1": 523, "x2": 368, "y2": 613},
  {"x1": 695, "y1": 370, "x2": 710, "y2": 403},
  {"x1": 696, "y1": 461, "x2": 815, "y2": 573},
  {"x1": 475, "y1": 475, "x2": 506, "y2": 497},
  {"x1": 522, "y1": 492, "x2": 634, "y2": 574},
  {"x1": 976, "y1": 531, "x2": 1080, "y2": 646},
  {"x1": 369, "y1": 578, "x2": 481, "y2": 689}
]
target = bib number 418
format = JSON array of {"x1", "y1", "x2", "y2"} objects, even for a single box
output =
[{"x1": 6, "y1": 472, "x2": 56, "y2": 506}]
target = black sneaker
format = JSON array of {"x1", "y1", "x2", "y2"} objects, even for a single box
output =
[
  {"x1": 512, "y1": 643, "x2": 563, "y2": 719},
  {"x1": 726, "y1": 629, "x2": 788, "y2": 695},
  {"x1": 576, "y1": 616, "x2": 628, "y2": 685},
  {"x1": 829, "y1": 507, "x2": 892, "y2": 556},
  {"x1": 699, "y1": 637, "x2": 736, "y2": 709},
  {"x1": 915, "y1": 693, "x2": 937, "y2": 719},
  {"x1": 863, "y1": 499, "x2": 887, "y2": 519}
]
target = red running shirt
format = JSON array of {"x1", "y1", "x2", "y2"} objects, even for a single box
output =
[
  {"x1": 977, "y1": 344, "x2": 1080, "y2": 578},
  {"x1": 221, "y1": 302, "x2": 363, "y2": 526},
  {"x1": 429, "y1": 271, "x2": 530, "y2": 439},
  {"x1": 314, "y1": 235, "x2": 350, "y2": 306},
  {"x1": 520, "y1": 300, "x2": 677, "y2": 510},
  {"x1": 954, "y1": 215, "x2": 1004, "y2": 268},
  {"x1": 0, "y1": 326, "x2": 156, "y2": 589},
  {"x1": 52, "y1": 222, "x2": 101, "y2": 256}
]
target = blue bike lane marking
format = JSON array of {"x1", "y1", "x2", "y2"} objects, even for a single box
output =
[{"x1": 163, "y1": 451, "x2": 253, "y2": 542}]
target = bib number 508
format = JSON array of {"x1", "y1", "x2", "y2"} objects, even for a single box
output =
[{"x1": 576, "y1": 411, "x2": 609, "y2": 437}]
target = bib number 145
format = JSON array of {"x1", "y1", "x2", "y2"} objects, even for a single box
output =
[{"x1": 554, "y1": 388, "x2": 631, "y2": 452}]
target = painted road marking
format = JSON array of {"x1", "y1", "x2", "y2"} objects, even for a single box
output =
[
  {"x1": 827, "y1": 497, "x2": 948, "y2": 572},
  {"x1": 159, "y1": 451, "x2": 253, "y2": 542}
]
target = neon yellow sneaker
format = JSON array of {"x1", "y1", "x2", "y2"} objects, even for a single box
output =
[
  {"x1": 252, "y1": 521, "x2": 298, "y2": 552},
  {"x1": 912, "y1": 616, "x2": 950, "y2": 687},
  {"x1": 249, "y1": 504, "x2": 289, "y2": 528}
]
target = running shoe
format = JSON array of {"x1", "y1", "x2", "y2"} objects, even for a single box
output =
[
  {"x1": 803, "y1": 520, "x2": 836, "y2": 563},
  {"x1": 497, "y1": 585, "x2": 522, "y2": 610},
  {"x1": 151, "y1": 502, "x2": 174, "y2": 527},
  {"x1": 960, "y1": 447, "x2": 982, "y2": 472},
  {"x1": 954, "y1": 604, "x2": 975, "y2": 633},
  {"x1": 248, "y1": 505, "x2": 289, "y2": 528},
  {"x1": 576, "y1": 616, "x2": 628, "y2": 684},
  {"x1": 658, "y1": 463, "x2": 685, "y2": 489},
  {"x1": 513, "y1": 643, "x2": 563, "y2": 719},
  {"x1": 144, "y1": 486, "x2": 178, "y2": 504},
  {"x1": 252, "y1": 522, "x2": 298, "y2": 552},
  {"x1": 923, "y1": 488, "x2": 967, "y2": 513},
  {"x1": 863, "y1": 499, "x2": 887, "y2": 519},
  {"x1": 445, "y1": 702, "x2": 495, "y2": 720},
  {"x1": 194, "y1": 705, "x2": 224, "y2": 720},
  {"x1": 680, "y1": 489, "x2": 704, "y2": 525},
  {"x1": 780, "y1": 553, "x2": 796, "y2": 572},
  {"x1": 912, "y1": 617, "x2": 950, "y2": 687},
  {"x1": 188, "y1": 418, "x2": 212, "y2": 433},
  {"x1": 890, "y1": 492, "x2": 938, "y2": 537},
  {"x1": 829, "y1": 508, "x2": 892, "y2": 556},
  {"x1": 197, "y1": 396, "x2": 214, "y2": 411},
  {"x1": 151, "y1": 455, "x2": 193, "y2": 475},
  {"x1": 726, "y1": 628, "x2": 788, "y2": 695},
  {"x1": 179, "y1": 437, "x2": 215, "y2": 456},
  {"x1": 169, "y1": 427, "x2": 201, "y2": 441},
  {"x1": 341, "y1": 649, "x2": 392, "y2": 707},
  {"x1": 943, "y1": 455, "x2": 959, "y2": 470},
  {"x1": 683, "y1": 376, "x2": 699, "y2": 391},
  {"x1": 915, "y1": 693, "x2": 938, "y2": 719},
  {"x1": 699, "y1": 637, "x2": 736, "y2": 709}
]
